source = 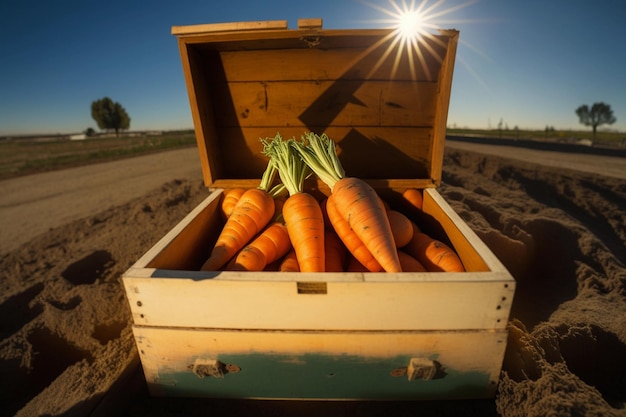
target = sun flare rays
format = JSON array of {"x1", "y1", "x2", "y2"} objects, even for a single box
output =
[{"x1": 357, "y1": 0, "x2": 481, "y2": 83}]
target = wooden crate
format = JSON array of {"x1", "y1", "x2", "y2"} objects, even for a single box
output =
[{"x1": 122, "y1": 18, "x2": 515, "y2": 400}]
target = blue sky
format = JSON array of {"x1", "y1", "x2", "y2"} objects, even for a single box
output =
[{"x1": 1, "y1": 0, "x2": 625, "y2": 135}]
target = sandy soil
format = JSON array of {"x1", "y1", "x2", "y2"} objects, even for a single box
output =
[
  {"x1": 0, "y1": 147, "x2": 203, "y2": 254},
  {"x1": 1, "y1": 143, "x2": 625, "y2": 417}
]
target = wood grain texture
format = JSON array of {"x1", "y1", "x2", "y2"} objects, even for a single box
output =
[
  {"x1": 133, "y1": 326, "x2": 507, "y2": 399},
  {"x1": 173, "y1": 25, "x2": 458, "y2": 187}
]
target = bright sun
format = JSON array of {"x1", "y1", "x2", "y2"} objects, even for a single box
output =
[
  {"x1": 396, "y1": 10, "x2": 425, "y2": 40},
  {"x1": 362, "y1": 0, "x2": 476, "y2": 40},
  {"x1": 357, "y1": 0, "x2": 478, "y2": 80}
]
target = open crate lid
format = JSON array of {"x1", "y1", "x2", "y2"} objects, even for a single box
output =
[{"x1": 172, "y1": 19, "x2": 458, "y2": 192}]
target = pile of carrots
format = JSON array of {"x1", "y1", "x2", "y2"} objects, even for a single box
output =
[{"x1": 200, "y1": 132, "x2": 465, "y2": 274}]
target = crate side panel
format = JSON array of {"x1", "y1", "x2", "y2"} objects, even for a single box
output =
[
  {"x1": 145, "y1": 191, "x2": 223, "y2": 271},
  {"x1": 134, "y1": 326, "x2": 506, "y2": 400},
  {"x1": 125, "y1": 191, "x2": 222, "y2": 272},
  {"x1": 430, "y1": 30, "x2": 459, "y2": 185},
  {"x1": 124, "y1": 277, "x2": 514, "y2": 331},
  {"x1": 180, "y1": 41, "x2": 223, "y2": 186},
  {"x1": 422, "y1": 189, "x2": 512, "y2": 275}
]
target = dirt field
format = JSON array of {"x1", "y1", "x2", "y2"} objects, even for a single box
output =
[
  {"x1": 2, "y1": 140, "x2": 625, "y2": 256},
  {"x1": 1, "y1": 141, "x2": 625, "y2": 416}
]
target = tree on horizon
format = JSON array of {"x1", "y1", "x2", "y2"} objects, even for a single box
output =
[
  {"x1": 91, "y1": 97, "x2": 130, "y2": 137},
  {"x1": 575, "y1": 102, "x2": 616, "y2": 145}
]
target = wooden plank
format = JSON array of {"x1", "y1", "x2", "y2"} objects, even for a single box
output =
[
  {"x1": 202, "y1": 126, "x2": 433, "y2": 185},
  {"x1": 215, "y1": 80, "x2": 439, "y2": 128},
  {"x1": 422, "y1": 188, "x2": 505, "y2": 273},
  {"x1": 122, "y1": 272, "x2": 513, "y2": 331},
  {"x1": 207, "y1": 178, "x2": 436, "y2": 196},
  {"x1": 178, "y1": 38, "x2": 221, "y2": 186},
  {"x1": 215, "y1": 46, "x2": 445, "y2": 83},
  {"x1": 143, "y1": 191, "x2": 223, "y2": 271},
  {"x1": 133, "y1": 326, "x2": 507, "y2": 399},
  {"x1": 297, "y1": 18, "x2": 323, "y2": 29},
  {"x1": 430, "y1": 30, "x2": 459, "y2": 185},
  {"x1": 171, "y1": 20, "x2": 289, "y2": 36}
]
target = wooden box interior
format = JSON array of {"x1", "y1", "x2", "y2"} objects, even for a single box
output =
[
  {"x1": 173, "y1": 20, "x2": 458, "y2": 192},
  {"x1": 135, "y1": 188, "x2": 506, "y2": 277}
]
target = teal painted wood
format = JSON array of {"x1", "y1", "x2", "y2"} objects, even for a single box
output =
[{"x1": 151, "y1": 353, "x2": 492, "y2": 400}]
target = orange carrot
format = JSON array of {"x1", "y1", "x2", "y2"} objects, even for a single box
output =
[
  {"x1": 387, "y1": 209, "x2": 413, "y2": 248},
  {"x1": 263, "y1": 257, "x2": 284, "y2": 272},
  {"x1": 262, "y1": 133, "x2": 325, "y2": 272},
  {"x1": 411, "y1": 220, "x2": 422, "y2": 234},
  {"x1": 282, "y1": 193, "x2": 325, "y2": 272},
  {"x1": 332, "y1": 178, "x2": 401, "y2": 272},
  {"x1": 264, "y1": 258, "x2": 283, "y2": 271},
  {"x1": 397, "y1": 188, "x2": 426, "y2": 225},
  {"x1": 200, "y1": 162, "x2": 278, "y2": 271},
  {"x1": 404, "y1": 232, "x2": 465, "y2": 272},
  {"x1": 402, "y1": 188, "x2": 423, "y2": 211},
  {"x1": 279, "y1": 249, "x2": 300, "y2": 272},
  {"x1": 320, "y1": 198, "x2": 332, "y2": 229},
  {"x1": 325, "y1": 193, "x2": 382, "y2": 272},
  {"x1": 220, "y1": 187, "x2": 247, "y2": 220},
  {"x1": 346, "y1": 255, "x2": 369, "y2": 272},
  {"x1": 294, "y1": 132, "x2": 401, "y2": 272},
  {"x1": 324, "y1": 228, "x2": 348, "y2": 272},
  {"x1": 227, "y1": 221, "x2": 291, "y2": 271},
  {"x1": 397, "y1": 250, "x2": 427, "y2": 272}
]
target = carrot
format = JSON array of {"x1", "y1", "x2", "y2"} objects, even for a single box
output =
[
  {"x1": 397, "y1": 188, "x2": 426, "y2": 224},
  {"x1": 262, "y1": 133, "x2": 325, "y2": 272},
  {"x1": 325, "y1": 193, "x2": 382, "y2": 272},
  {"x1": 294, "y1": 132, "x2": 401, "y2": 272},
  {"x1": 320, "y1": 198, "x2": 332, "y2": 229},
  {"x1": 324, "y1": 228, "x2": 348, "y2": 272},
  {"x1": 404, "y1": 232, "x2": 465, "y2": 272},
  {"x1": 411, "y1": 220, "x2": 422, "y2": 234},
  {"x1": 226, "y1": 220, "x2": 291, "y2": 271},
  {"x1": 387, "y1": 209, "x2": 413, "y2": 248},
  {"x1": 200, "y1": 162, "x2": 278, "y2": 271},
  {"x1": 397, "y1": 250, "x2": 427, "y2": 272},
  {"x1": 402, "y1": 188, "x2": 423, "y2": 211},
  {"x1": 346, "y1": 255, "x2": 369, "y2": 272},
  {"x1": 279, "y1": 249, "x2": 300, "y2": 272},
  {"x1": 264, "y1": 258, "x2": 283, "y2": 271},
  {"x1": 220, "y1": 187, "x2": 247, "y2": 220},
  {"x1": 282, "y1": 193, "x2": 325, "y2": 272}
]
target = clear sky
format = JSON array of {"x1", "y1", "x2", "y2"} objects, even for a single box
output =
[{"x1": 1, "y1": 0, "x2": 625, "y2": 136}]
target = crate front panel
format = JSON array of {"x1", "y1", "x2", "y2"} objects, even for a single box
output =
[
  {"x1": 135, "y1": 326, "x2": 507, "y2": 400},
  {"x1": 124, "y1": 274, "x2": 513, "y2": 331}
]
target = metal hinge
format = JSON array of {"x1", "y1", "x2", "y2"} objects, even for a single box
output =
[
  {"x1": 390, "y1": 357, "x2": 443, "y2": 381},
  {"x1": 191, "y1": 358, "x2": 241, "y2": 379}
]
